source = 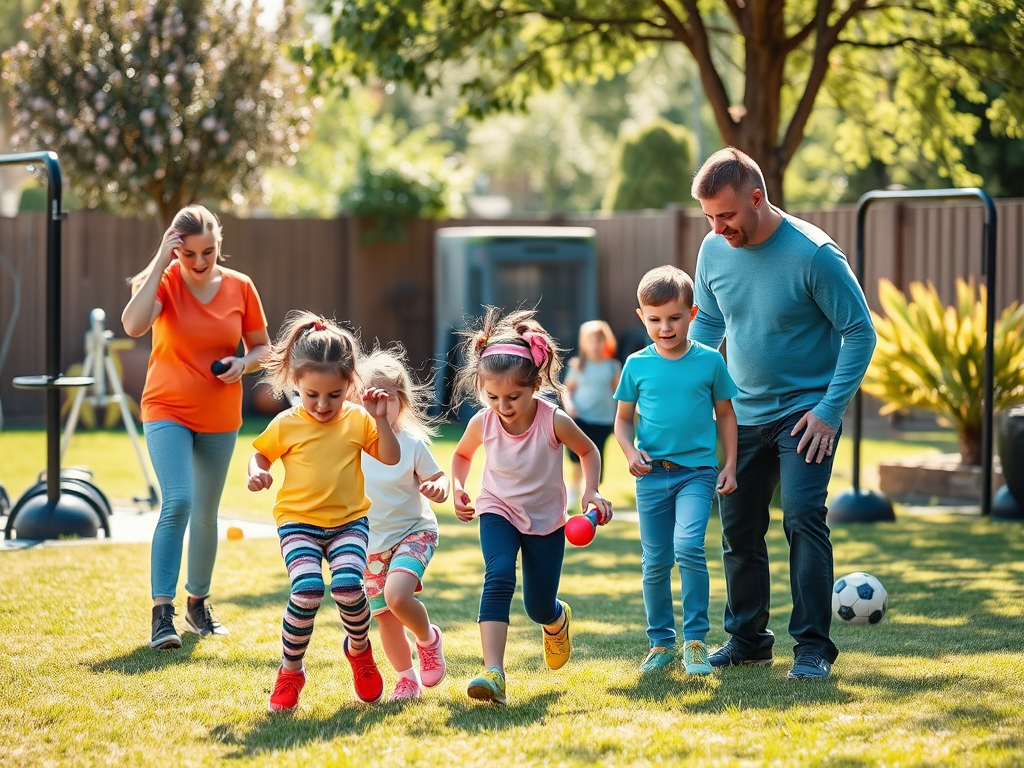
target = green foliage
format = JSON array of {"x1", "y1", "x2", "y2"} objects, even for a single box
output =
[
  {"x1": 2, "y1": 0, "x2": 314, "y2": 224},
  {"x1": 339, "y1": 118, "x2": 466, "y2": 242},
  {"x1": 863, "y1": 278, "x2": 1024, "y2": 465},
  {"x1": 305, "y1": 0, "x2": 1024, "y2": 207},
  {"x1": 603, "y1": 119, "x2": 695, "y2": 211}
]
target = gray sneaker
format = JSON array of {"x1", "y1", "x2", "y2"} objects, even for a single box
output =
[
  {"x1": 151, "y1": 604, "x2": 182, "y2": 650},
  {"x1": 787, "y1": 652, "x2": 831, "y2": 679},
  {"x1": 708, "y1": 641, "x2": 773, "y2": 668},
  {"x1": 185, "y1": 597, "x2": 229, "y2": 636}
]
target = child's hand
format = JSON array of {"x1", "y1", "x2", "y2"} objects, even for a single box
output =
[
  {"x1": 361, "y1": 386, "x2": 391, "y2": 418},
  {"x1": 716, "y1": 466, "x2": 737, "y2": 496},
  {"x1": 583, "y1": 491, "x2": 613, "y2": 525},
  {"x1": 453, "y1": 489, "x2": 476, "y2": 522},
  {"x1": 419, "y1": 477, "x2": 449, "y2": 503},
  {"x1": 627, "y1": 449, "x2": 653, "y2": 477},
  {"x1": 248, "y1": 471, "x2": 273, "y2": 492}
]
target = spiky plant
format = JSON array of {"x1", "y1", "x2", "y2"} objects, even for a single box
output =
[{"x1": 863, "y1": 278, "x2": 1024, "y2": 466}]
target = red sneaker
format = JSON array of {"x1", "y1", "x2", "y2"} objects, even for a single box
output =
[
  {"x1": 344, "y1": 637, "x2": 383, "y2": 703},
  {"x1": 268, "y1": 666, "x2": 306, "y2": 712}
]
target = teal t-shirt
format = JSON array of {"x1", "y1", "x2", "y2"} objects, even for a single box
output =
[
  {"x1": 688, "y1": 212, "x2": 876, "y2": 428},
  {"x1": 614, "y1": 342, "x2": 737, "y2": 468}
]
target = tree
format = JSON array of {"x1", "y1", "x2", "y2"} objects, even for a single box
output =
[
  {"x1": 305, "y1": 0, "x2": 1024, "y2": 208},
  {"x1": 603, "y1": 119, "x2": 695, "y2": 211},
  {"x1": 2, "y1": 0, "x2": 314, "y2": 225}
]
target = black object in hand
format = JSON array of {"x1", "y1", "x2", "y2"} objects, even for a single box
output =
[{"x1": 211, "y1": 359, "x2": 230, "y2": 375}]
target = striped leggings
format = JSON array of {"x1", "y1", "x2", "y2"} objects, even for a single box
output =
[{"x1": 278, "y1": 518, "x2": 371, "y2": 664}]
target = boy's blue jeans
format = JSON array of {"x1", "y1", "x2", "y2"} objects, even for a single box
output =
[
  {"x1": 635, "y1": 464, "x2": 719, "y2": 648},
  {"x1": 144, "y1": 420, "x2": 237, "y2": 600},
  {"x1": 719, "y1": 410, "x2": 840, "y2": 663}
]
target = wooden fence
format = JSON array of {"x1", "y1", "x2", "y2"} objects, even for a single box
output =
[{"x1": 2, "y1": 200, "x2": 1022, "y2": 422}]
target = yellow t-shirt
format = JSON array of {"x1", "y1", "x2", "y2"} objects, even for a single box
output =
[{"x1": 252, "y1": 403, "x2": 381, "y2": 528}]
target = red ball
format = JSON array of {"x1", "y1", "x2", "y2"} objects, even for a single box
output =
[{"x1": 565, "y1": 514, "x2": 596, "y2": 547}]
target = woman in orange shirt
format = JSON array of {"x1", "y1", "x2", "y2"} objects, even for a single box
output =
[{"x1": 122, "y1": 205, "x2": 270, "y2": 651}]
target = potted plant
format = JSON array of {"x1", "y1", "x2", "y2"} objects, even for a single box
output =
[{"x1": 863, "y1": 278, "x2": 1024, "y2": 486}]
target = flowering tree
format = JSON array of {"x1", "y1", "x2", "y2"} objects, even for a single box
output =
[{"x1": 2, "y1": 0, "x2": 314, "y2": 225}]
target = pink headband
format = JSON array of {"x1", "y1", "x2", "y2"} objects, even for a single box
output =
[{"x1": 481, "y1": 333, "x2": 549, "y2": 367}]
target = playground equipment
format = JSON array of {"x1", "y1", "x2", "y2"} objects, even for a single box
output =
[
  {"x1": 2, "y1": 151, "x2": 113, "y2": 539},
  {"x1": 60, "y1": 307, "x2": 158, "y2": 509},
  {"x1": 828, "y1": 188, "x2": 998, "y2": 522}
]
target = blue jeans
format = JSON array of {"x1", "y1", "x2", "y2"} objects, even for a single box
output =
[
  {"x1": 477, "y1": 513, "x2": 565, "y2": 625},
  {"x1": 635, "y1": 464, "x2": 719, "y2": 648},
  {"x1": 719, "y1": 410, "x2": 841, "y2": 662},
  {"x1": 144, "y1": 420, "x2": 238, "y2": 600}
]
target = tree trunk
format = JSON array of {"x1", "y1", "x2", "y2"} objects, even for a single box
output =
[{"x1": 959, "y1": 425, "x2": 982, "y2": 467}]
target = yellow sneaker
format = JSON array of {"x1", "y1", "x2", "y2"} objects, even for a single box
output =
[
  {"x1": 467, "y1": 666, "x2": 507, "y2": 705},
  {"x1": 543, "y1": 599, "x2": 572, "y2": 670}
]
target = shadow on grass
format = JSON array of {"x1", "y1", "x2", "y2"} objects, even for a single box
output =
[
  {"x1": 89, "y1": 634, "x2": 200, "y2": 673},
  {"x1": 212, "y1": 691, "x2": 563, "y2": 756}
]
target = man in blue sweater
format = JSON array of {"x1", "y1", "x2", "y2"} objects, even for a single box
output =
[{"x1": 688, "y1": 147, "x2": 876, "y2": 679}]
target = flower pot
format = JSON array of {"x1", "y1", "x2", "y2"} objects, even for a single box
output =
[{"x1": 994, "y1": 408, "x2": 1024, "y2": 519}]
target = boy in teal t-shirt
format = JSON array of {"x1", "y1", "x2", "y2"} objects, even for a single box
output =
[{"x1": 614, "y1": 265, "x2": 738, "y2": 676}]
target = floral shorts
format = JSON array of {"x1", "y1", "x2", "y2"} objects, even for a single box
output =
[{"x1": 364, "y1": 529, "x2": 439, "y2": 615}]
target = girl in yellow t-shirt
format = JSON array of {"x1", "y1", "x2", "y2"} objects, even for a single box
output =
[{"x1": 247, "y1": 311, "x2": 400, "y2": 713}]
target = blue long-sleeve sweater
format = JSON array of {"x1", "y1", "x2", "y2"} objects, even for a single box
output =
[{"x1": 688, "y1": 211, "x2": 876, "y2": 428}]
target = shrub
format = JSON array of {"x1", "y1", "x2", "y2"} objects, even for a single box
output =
[{"x1": 863, "y1": 278, "x2": 1024, "y2": 465}]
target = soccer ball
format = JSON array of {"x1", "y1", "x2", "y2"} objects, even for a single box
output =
[{"x1": 832, "y1": 572, "x2": 887, "y2": 624}]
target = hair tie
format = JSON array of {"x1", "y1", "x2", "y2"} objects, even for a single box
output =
[
  {"x1": 522, "y1": 332, "x2": 549, "y2": 367},
  {"x1": 310, "y1": 319, "x2": 326, "y2": 332}
]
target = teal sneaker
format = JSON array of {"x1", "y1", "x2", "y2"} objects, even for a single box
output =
[
  {"x1": 639, "y1": 646, "x2": 675, "y2": 673},
  {"x1": 467, "y1": 666, "x2": 507, "y2": 705},
  {"x1": 683, "y1": 640, "x2": 713, "y2": 676}
]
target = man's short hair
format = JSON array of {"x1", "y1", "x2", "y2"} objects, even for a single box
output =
[
  {"x1": 691, "y1": 147, "x2": 767, "y2": 201},
  {"x1": 637, "y1": 265, "x2": 694, "y2": 308}
]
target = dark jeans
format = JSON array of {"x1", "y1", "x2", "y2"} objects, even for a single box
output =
[
  {"x1": 478, "y1": 513, "x2": 565, "y2": 625},
  {"x1": 719, "y1": 410, "x2": 841, "y2": 663}
]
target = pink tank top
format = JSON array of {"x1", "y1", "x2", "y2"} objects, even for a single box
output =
[{"x1": 477, "y1": 397, "x2": 567, "y2": 535}]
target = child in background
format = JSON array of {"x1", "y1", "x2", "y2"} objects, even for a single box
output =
[
  {"x1": 450, "y1": 307, "x2": 613, "y2": 705},
  {"x1": 357, "y1": 345, "x2": 450, "y2": 702},
  {"x1": 247, "y1": 311, "x2": 400, "y2": 713},
  {"x1": 564, "y1": 320, "x2": 621, "y2": 509},
  {"x1": 613, "y1": 265, "x2": 738, "y2": 676}
]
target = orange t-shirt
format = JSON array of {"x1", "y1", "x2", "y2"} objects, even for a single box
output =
[{"x1": 140, "y1": 262, "x2": 267, "y2": 432}]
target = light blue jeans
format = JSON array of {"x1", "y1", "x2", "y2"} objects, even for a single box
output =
[
  {"x1": 635, "y1": 464, "x2": 719, "y2": 648},
  {"x1": 144, "y1": 420, "x2": 238, "y2": 600}
]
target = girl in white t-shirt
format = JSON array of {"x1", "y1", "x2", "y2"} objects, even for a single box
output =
[{"x1": 357, "y1": 345, "x2": 450, "y2": 701}]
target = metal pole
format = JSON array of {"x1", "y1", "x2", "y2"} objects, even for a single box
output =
[{"x1": 856, "y1": 188, "x2": 997, "y2": 516}]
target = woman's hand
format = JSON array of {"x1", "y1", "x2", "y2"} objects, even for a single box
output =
[
  {"x1": 212, "y1": 357, "x2": 244, "y2": 384},
  {"x1": 160, "y1": 227, "x2": 182, "y2": 268}
]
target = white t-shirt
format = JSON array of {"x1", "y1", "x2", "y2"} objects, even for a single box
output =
[{"x1": 364, "y1": 430, "x2": 442, "y2": 553}]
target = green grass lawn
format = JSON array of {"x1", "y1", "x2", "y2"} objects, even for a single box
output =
[
  {"x1": 2, "y1": 420, "x2": 1022, "y2": 765},
  {"x1": 1, "y1": 511, "x2": 1022, "y2": 766}
]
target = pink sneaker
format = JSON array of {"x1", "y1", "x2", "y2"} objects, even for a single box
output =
[
  {"x1": 416, "y1": 624, "x2": 446, "y2": 688},
  {"x1": 388, "y1": 675, "x2": 422, "y2": 701}
]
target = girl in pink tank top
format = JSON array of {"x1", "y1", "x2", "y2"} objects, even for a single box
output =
[{"x1": 450, "y1": 307, "x2": 613, "y2": 705}]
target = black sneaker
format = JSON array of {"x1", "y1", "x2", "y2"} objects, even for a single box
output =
[
  {"x1": 787, "y1": 652, "x2": 831, "y2": 679},
  {"x1": 151, "y1": 604, "x2": 182, "y2": 650},
  {"x1": 708, "y1": 641, "x2": 773, "y2": 668},
  {"x1": 185, "y1": 597, "x2": 230, "y2": 636}
]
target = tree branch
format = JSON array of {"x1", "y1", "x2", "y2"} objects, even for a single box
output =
[{"x1": 667, "y1": 0, "x2": 738, "y2": 143}]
